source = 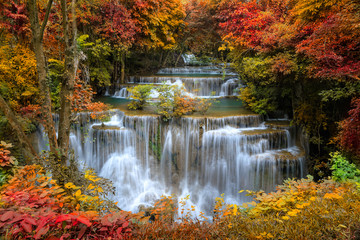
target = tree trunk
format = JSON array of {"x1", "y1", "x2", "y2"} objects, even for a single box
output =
[
  {"x1": 58, "y1": 0, "x2": 77, "y2": 158},
  {"x1": 0, "y1": 95, "x2": 38, "y2": 161},
  {"x1": 114, "y1": 59, "x2": 118, "y2": 90},
  {"x1": 175, "y1": 48, "x2": 183, "y2": 67},
  {"x1": 28, "y1": 0, "x2": 58, "y2": 154},
  {"x1": 162, "y1": 50, "x2": 171, "y2": 67},
  {"x1": 120, "y1": 52, "x2": 125, "y2": 84}
]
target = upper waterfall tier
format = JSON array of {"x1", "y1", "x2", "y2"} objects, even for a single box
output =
[
  {"x1": 157, "y1": 66, "x2": 237, "y2": 75},
  {"x1": 113, "y1": 65, "x2": 241, "y2": 98},
  {"x1": 126, "y1": 76, "x2": 239, "y2": 97}
]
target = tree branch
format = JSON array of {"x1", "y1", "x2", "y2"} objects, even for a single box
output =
[
  {"x1": 349, "y1": 74, "x2": 360, "y2": 81},
  {"x1": 40, "y1": 0, "x2": 54, "y2": 42}
]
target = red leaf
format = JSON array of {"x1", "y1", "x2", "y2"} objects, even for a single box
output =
[
  {"x1": 54, "y1": 215, "x2": 72, "y2": 224},
  {"x1": 122, "y1": 221, "x2": 129, "y2": 228},
  {"x1": 34, "y1": 225, "x2": 49, "y2": 239},
  {"x1": 24, "y1": 217, "x2": 37, "y2": 226},
  {"x1": 116, "y1": 227, "x2": 123, "y2": 236},
  {"x1": 101, "y1": 217, "x2": 112, "y2": 226},
  {"x1": 8, "y1": 213, "x2": 23, "y2": 224},
  {"x1": 0, "y1": 211, "x2": 14, "y2": 222},
  {"x1": 77, "y1": 215, "x2": 91, "y2": 227},
  {"x1": 20, "y1": 220, "x2": 33, "y2": 233},
  {"x1": 77, "y1": 226, "x2": 87, "y2": 239}
]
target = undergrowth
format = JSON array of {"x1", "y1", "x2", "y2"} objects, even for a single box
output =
[{"x1": 0, "y1": 146, "x2": 360, "y2": 239}]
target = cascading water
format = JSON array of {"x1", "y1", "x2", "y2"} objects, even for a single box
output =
[
  {"x1": 181, "y1": 53, "x2": 197, "y2": 65},
  {"x1": 47, "y1": 111, "x2": 306, "y2": 216},
  {"x1": 113, "y1": 66, "x2": 240, "y2": 98},
  {"x1": 36, "y1": 65, "x2": 307, "y2": 217},
  {"x1": 113, "y1": 88, "x2": 131, "y2": 98}
]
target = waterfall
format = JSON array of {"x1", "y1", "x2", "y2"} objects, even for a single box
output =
[
  {"x1": 129, "y1": 76, "x2": 239, "y2": 97},
  {"x1": 157, "y1": 66, "x2": 237, "y2": 76},
  {"x1": 112, "y1": 65, "x2": 240, "y2": 98},
  {"x1": 182, "y1": 53, "x2": 197, "y2": 65},
  {"x1": 220, "y1": 78, "x2": 238, "y2": 96},
  {"x1": 36, "y1": 65, "x2": 306, "y2": 216},
  {"x1": 113, "y1": 88, "x2": 131, "y2": 98},
  {"x1": 43, "y1": 111, "x2": 305, "y2": 215}
]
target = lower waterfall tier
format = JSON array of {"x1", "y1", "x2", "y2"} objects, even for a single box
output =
[
  {"x1": 65, "y1": 111, "x2": 307, "y2": 215},
  {"x1": 36, "y1": 110, "x2": 307, "y2": 216}
]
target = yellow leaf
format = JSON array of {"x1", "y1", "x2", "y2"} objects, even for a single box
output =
[
  {"x1": 232, "y1": 204, "x2": 238, "y2": 215},
  {"x1": 282, "y1": 216, "x2": 290, "y2": 220},
  {"x1": 295, "y1": 204, "x2": 304, "y2": 209},
  {"x1": 324, "y1": 193, "x2": 342, "y2": 200},
  {"x1": 287, "y1": 210, "x2": 299, "y2": 217},
  {"x1": 65, "y1": 182, "x2": 79, "y2": 190},
  {"x1": 75, "y1": 190, "x2": 81, "y2": 197}
]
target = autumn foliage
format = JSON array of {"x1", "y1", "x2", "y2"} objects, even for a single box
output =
[
  {"x1": 1, "y1": 0, "x2": 360, "y2": 238},
  {"x1": 216, "y1": 177, "x2": 360, "y2": 239},
  {"x1": 337, "y1": 98, "x2": 360, "y2": 157},
  {"x1": 0, "y1": 141, "x2": 16, "y2": 167},
  {"x1": 71, "y1": 78, "x2": 110, "y2": 120},
  {"x1": 0, "y1": 164, "x2": 133, "y2": 239},
  {"x1": 1, "y1": 145, "x2": 360, "y2": 239}
]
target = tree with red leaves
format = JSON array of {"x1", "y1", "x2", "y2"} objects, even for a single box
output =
[
  {"x1": 0, "y1": 0, "x2": 30, "y2": 41},
  {"x1": 183, "y1": 0, "x2": 221, "y2": 55},
  {"x1": 217, "y1": 0, "x2": 275, "y2": 49},
  {"x1": 337, "y1": 98, "x2": 360, "y2": 157},
  {"x1": 293, "y1": 0, "x2": 360, "y2": 81}
]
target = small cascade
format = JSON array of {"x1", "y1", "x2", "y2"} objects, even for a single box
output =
[
  {"x1": 182, "y1": 53, "x2": 197, "y2": 65},
  {"x1": 104, "y1": 88, "x2": 110, "y2": 96},
  {"x1": 113, "y1": 88, "x2": 131, "y2": 98},
  {"x1": 220, "y1": 78, "x2": 238, "y2": 96}
]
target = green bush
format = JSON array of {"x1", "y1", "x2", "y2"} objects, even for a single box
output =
[{"x1": 330, "y1": 152, "x2": 360, "y2": 182}]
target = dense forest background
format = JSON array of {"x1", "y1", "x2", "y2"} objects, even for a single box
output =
[{"x1": 0, "y1": 0, "x2": 360, "y2": 239}]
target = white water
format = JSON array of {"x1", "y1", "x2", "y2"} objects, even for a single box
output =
[
  {"x1": 113, "y1": 88, "x2": 131, "y2": 98},
  {"x1": 40, "y1": 111, "x2": 304, "y2": 216},
  {"x1": 127, "y1": 76, "x2": 239, "y2": 97},
  {"x1": 113, "y1": 65, "x2": 240, "y2": 98},
  {"x1": 182, "y1": 53, "x2": 197, "y2": 65},
  {"x1": 157, "y1": 66, "x2": 237, "y2": 76}
]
